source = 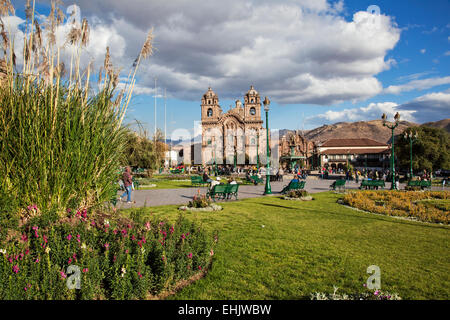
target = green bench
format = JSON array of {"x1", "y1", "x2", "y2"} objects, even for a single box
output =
[
  {"x1": 246, "y1": 175, "x2": 263, "y2": 185},
  {"x1": 190, "y1": 175, "x2": 209, "y2": 187},
  {"x1": 330, "y1": 179, "x2": 346, "y2": 192},
  {"x1": 360, "y1": 179, "x2": 385, "y2": 190},
  {"x1": 281, "y1": 181, "x2": 306, "y2": 194},
  {"x1": 206, "y1": 184, "x2": 240, "y2": 201},
  {"x1": 407, "y1": 180, "x2": 432, "y2": 190},
  {"x1": 170, "y1": 169, "x2": 183, "y2": 174}
]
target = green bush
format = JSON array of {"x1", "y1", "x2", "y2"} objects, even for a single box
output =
[{"x1": 0, "y1": 208, "x2": 216, "y2": 300}]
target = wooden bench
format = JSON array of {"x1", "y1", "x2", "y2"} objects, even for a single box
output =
[
  {"x1": 407, "y1": 180, "x2": 432, "y2": 190},
  {"x1": 330, "y1": 179, "x2": 346, "y2": 192},
  {"x1": 360, "y1": 179, "x2": 385, "y2": 190},
  {"x1": 281, "y1": 181, "x2": 306, "y2": 194},
  {"x1": 190, "y1": 175, "x2": 209, "y2": 187}
]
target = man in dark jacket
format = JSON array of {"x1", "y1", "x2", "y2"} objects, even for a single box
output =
[{"x1": 120, "y1": 166, "x2": 133, "y2": 203}]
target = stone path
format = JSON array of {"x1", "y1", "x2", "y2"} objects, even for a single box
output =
[{"x1": 115, "y1": 176, "x2": 421, "y2": 209}]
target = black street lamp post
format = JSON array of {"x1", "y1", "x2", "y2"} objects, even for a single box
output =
[{"x1": 263, "y1": 97, "x2": 272, "y2": 195}]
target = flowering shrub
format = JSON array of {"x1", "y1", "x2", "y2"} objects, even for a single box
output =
[
  {"x1": 0, "y1": 207, "x2": 217, "y2": 300},
  {"x1": 188, "y1": 192, "x2": 212, "y2": 208},
  {"x1": 286, "y1": 190, "x2": 310, "y2": 199},
  {"x1": 342, "y1": 191, "x2": 449, "y2": 224}
]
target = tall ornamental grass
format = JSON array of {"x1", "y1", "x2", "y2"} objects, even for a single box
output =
[{"x1": 0, "y1": 0, "x2": 153, "y2": 218}]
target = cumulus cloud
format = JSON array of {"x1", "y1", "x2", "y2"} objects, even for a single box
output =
[
  {"x1": 306, "y1": 90, "x2": 450, "y2": 126},
  {"x1": 397, "y1": 91, "x2": 450, "y2": 122},
  {"x1": 305, "y1": 101, "x2": 416, "y2": 126},
  {"x1": 7, "y1": 0, "x2": 401, "y2": 105}
]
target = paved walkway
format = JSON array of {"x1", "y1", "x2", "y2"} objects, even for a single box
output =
[{"x1": 115, "y1": 176, "x2": 426, "y2": 209}]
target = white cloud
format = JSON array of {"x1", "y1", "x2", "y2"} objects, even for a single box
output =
[
  {"x1": 420, "y1": 48, "x2": 426, "y2": 54},
  {"x1": 306, "y1": 101, "x2": 416, "y2": 126},
  {"x1": 384, "y1": 76, "x2": 450, "y2": 94},
  {"x1": 445, "y1": 51, "x2": 450, "y2": 56},
  {"x1": 5, "y1": 0, "x2": 401, "y2": 106},
  {"x1": 307, "y1": 90, "x2": 450, "y2": 126}
]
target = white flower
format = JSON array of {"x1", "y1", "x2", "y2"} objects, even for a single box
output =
[
  {"x1": 0, "y1": 249, "x2": 6, "y2": 255},
  {"x1": 121, "y1": 267, "x2": 127, "y2": 277},
  {"x1": 104, "y1": 219, "x2": 110, "y2": 226},
  {"x1": 81, "y1": 242, "x2": 87, "y2": 250}
]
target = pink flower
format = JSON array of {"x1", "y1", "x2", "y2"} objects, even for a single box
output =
[
  {"x1": 137, "y1": 271, "x2": 143, "y2": 278},
  {"x1": 25, "y1": 249, "x2": 30, "y2": 255},
  {"x1": 125, "y1": 249, "x2": 129, "y2": 254},
  {"x1": 12, "y1": 265, "x2": 19, "y2": 273},
  {"x1": 21, "y1": 233, "x2": 28, "y2": 242},
  {"x1": 113, "y1": 229, "x2": 118, "y2": 235},
  {"x1": 67, "y1": 234, "x2": 72, "y2": 241},
  {"x1": 169, "y1": 226, "x2": 174, "y2": 234},
  {"x1": 145, "y1": 222, "x2": 151, "y2": 230},
  {"x1": 187, "y1": 253, "x2": 193, "y2": 259},
  {"x1": 104, "y1": 243, "x2": 110, "y2": 250},
  {"x1": 210, "y1": 249, "x2": 214, "y2": 256},
  {"x1": 137, "y1": 241, "x2": 142, "y2": 248},
  {"x1": 76, "y1": 234, "x2": 81, "y2": 243},
  {"x1": 127, "y1": 224, "x2": 132, "y2": 229},
  {"x1": 82, "y1": 268, "x2": 89, "y2": 273},
  {"x1": 60, "y1": 271, "x2": 67, "y2": 279},
  {"x1": 35, "y1": 258, "x2": 40, "y2": 263},
  {"x1": 131, "y1": 235, "x2": 136, "y2": 241},
  {"x1": 198, "y1": 266, "x2": 202, "y2": 270},
  {"x1": 68, "y1": 258, "x2": 72, "y2": 264},
  {"x1": 374, "y1": 290, "x2": 380, "y2": 296},
  {"x1": 181, "y1": 234, "x2": 186, "y2": 240}
]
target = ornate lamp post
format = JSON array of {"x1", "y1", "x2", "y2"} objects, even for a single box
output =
[
  {"x1": 382, "y1": 112, "x2": 401, "y2": 190},
  {"x1": 404, "y1": 130, "x2": 418, "y2": 179},
  {"x1": 263, "y1": 97, "x2": 272, "y2": 195},
  {"x1": 256, "y1": 131, "x2": 260, "y2": 171}
]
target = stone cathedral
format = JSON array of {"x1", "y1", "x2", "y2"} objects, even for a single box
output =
[{"x1": 201, "y1": 86, "x2": 266, "y2": 166}]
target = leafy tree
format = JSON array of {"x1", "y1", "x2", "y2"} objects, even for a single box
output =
[
  {"x1": 397, "y1": 126, "x2": 449, "y2": 173},
  {"x1": 123, "y1": 126, "x2": 167, "y2": 170}
]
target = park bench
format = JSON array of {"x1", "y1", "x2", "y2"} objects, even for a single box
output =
[
  {"x1": 206, "y1": 184, "x2": 240, "y2": 201},
  {"x1": 330, "y1": 179, "x2": 346, "y2": 192},
  {"x1": 360, "y1": 179, "x2": 385, "y2": 190},
  {"x1": 190, "y1": 175, "x2": 209, "y2": 187},
  {"x1": 224, "y1": 184, "x2": 239, "y2": 200},
  {"x1": 281, "y1": 181, "x2": 306, "y2": 194},
  {"x1": 407, "y1": 180, "x2": 432, "y2": 190},
  {"x1": 132, "y1": 177, "x2": 140, "y2": 190},
  {"x1": 170, "y1": 169, "x2": 182, "y2": 174},
  {"x1": 246, "y1": 175, "x2": 263, "y2": 185}
]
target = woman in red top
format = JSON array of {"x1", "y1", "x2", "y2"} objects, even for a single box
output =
[{"x1": 120, "y1": 166, "x2": 133, "y2": 203}]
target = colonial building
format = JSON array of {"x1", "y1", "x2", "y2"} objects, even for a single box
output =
[
  {"x1": 201, "y1": 86, "x2": 266, "y2": 166},
  {"x1": 279, "y1": 131, "x2": 315, "y2": 171},
  {"x1": 317, "y1": 138, "x2": 390, "y2": 170}
]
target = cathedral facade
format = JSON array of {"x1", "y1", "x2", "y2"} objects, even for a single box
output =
[{"x1": 201, "y1": 86, "x2": 266, "y2": 166}]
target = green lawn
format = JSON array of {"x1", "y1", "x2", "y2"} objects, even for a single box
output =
[{"x1": 121, "y1": 192, "x2": 450, "y2": 300}]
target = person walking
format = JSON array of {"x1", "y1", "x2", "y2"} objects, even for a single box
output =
[{"x1": 120, "y1": 166, "x2": 133, "y2": 203}]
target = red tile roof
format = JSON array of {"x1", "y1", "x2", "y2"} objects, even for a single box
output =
[
  {"x1": 321, "y1": 138, "x2": 387, "y2": 147},
  {"x1": 321, "y1": 148, "x2": 389, "y2": 155}
]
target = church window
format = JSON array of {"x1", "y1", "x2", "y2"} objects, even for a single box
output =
[
  {"x1": 207, "y1": 108, "x2": 213, "y2": 117},
  {"x1": 250, "y1": 107, "x2": 256, "y2": 115}
]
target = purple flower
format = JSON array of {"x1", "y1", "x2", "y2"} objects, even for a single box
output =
[
  {"x1": 12, "y1": 265, "x2": 19, "y2": 273},
  {"x1": 187, "y1": 253, "x2": 193, "y2": 259}
]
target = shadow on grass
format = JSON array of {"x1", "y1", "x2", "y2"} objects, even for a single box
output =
[{"x1": 258, "y1": 203, "x2": 298, "y2": 210}]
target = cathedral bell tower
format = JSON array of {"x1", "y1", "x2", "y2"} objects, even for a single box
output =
[
  {"x1": 201, "y1": 87, "x2": 222, "y2": 121},
  {"x1": 244, "y1": 85, "x2": 261, "y2": 121}
]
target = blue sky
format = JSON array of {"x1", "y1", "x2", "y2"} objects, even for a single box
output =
[{"x1": 8, "y1": 0, "x2": 450, "y2": 137}]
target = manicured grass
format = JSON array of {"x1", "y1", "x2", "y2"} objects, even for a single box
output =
[{"x1": 121, "y1": 192, "x2": 450, "y2": 300}]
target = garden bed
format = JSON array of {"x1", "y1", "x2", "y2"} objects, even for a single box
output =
[
  {"x1": 178, "y1": 204, "x2": 223, "y2": 212},
  {"x1": 342, "y1": 191, "x2": 449, "y2": 224}
]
